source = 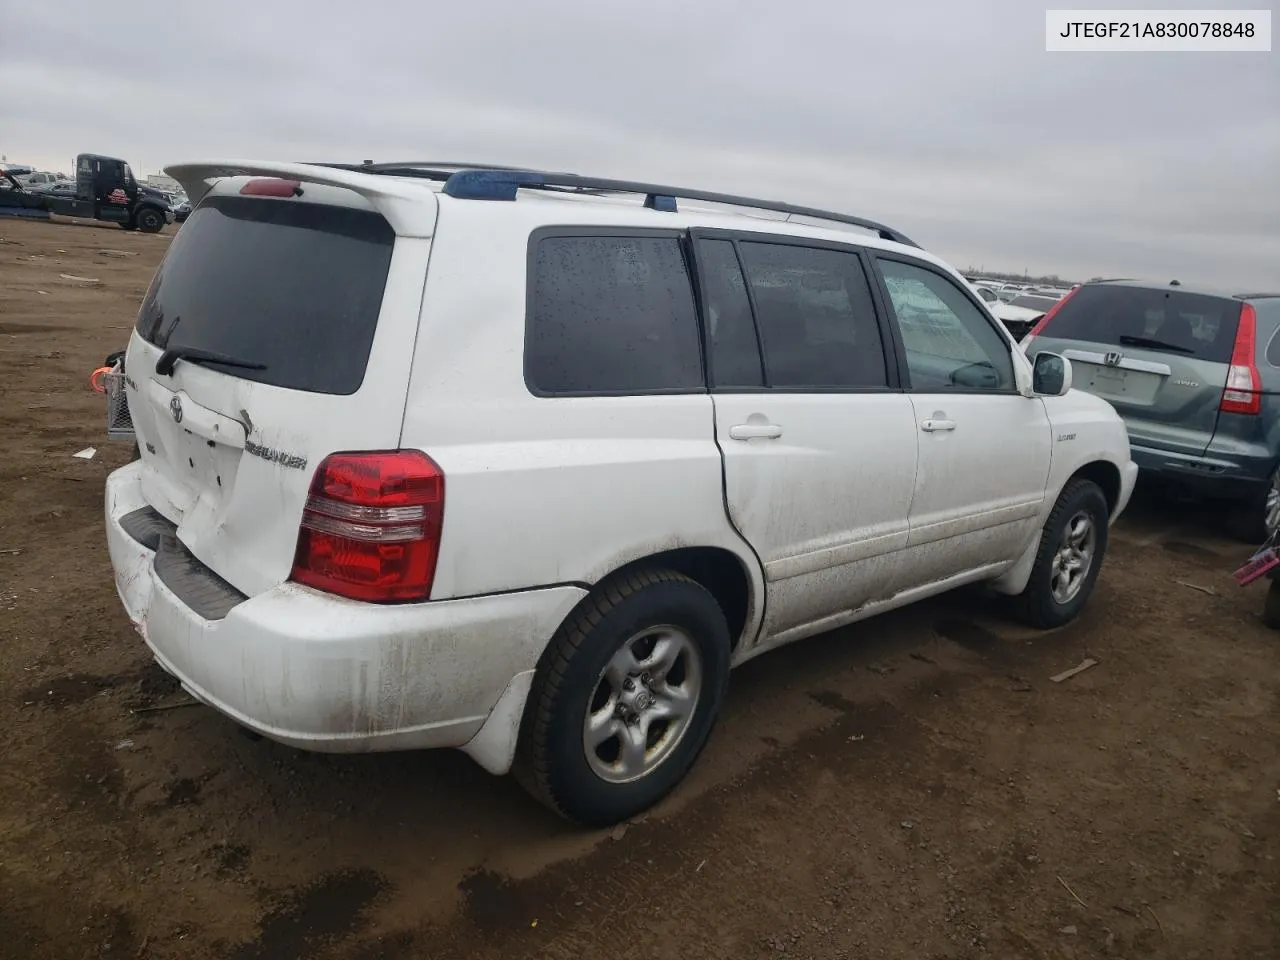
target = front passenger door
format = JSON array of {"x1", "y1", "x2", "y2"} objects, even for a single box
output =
[{"x1": 874, "y1": 256, "x2": 1052, "y2": 588}]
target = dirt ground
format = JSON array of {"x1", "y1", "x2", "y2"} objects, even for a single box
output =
[{"x1": 0, "y1": 215, "x2": 1277, "y2": 960}]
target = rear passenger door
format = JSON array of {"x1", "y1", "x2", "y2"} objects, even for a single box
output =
[
  {"x1": 694, "y1": 232, "x2": 918, "y2": 648},
  {"x1": 872, "y1": 255, "x2": 1052, "y2": 587}
]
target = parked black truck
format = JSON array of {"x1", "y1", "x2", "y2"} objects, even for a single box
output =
[{"x1": 0, "y1": 154, "x2": 173, "y2": 232}]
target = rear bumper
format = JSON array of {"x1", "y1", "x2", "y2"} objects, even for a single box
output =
[
  {"x1": 105, "y1": 461, "x2": 586, "y2": 755},
  {"x1": 1130, "y1": 442, "x2": 1273, "y2": 500}
]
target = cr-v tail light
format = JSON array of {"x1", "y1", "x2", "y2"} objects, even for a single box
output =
[
  {"x1": 1221, "y1": 302, "x2": 1261, "y2": 416},
  {"x1": 290, "y1": 450, "x2": 444, "y2": 602}
]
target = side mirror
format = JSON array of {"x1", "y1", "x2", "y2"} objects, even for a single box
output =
[{"x1": 1032, "y1": 351, "x2": 1072, "y2": 397}]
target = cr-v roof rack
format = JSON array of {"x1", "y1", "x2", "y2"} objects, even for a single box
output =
[{"x1": 311, "y1": 161, "x2": 921, "y2": 249}]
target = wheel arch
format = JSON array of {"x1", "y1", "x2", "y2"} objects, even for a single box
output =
[
  {"x1": 606, "y1": 546, "x2": 762, "y2": 655},
  {"x1": 989, "y1": 457, "x2": 1121, "y2": 597},
  {"x1": 1070, "y1": 458, "x2": 1122, "y2": 519}
]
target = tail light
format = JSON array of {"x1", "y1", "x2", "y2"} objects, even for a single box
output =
[
  {"x1": 1023, "y1": 284, "x2": 1082, "y2": 341},
  {"x1": 290, "y1": 450, "x2": 444, "y2": 602},
  {"x1": 1221, "y1": 303, "x2": 1261, "y2": 416}
]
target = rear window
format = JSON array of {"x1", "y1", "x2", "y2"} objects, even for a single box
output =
[
  {"x1": 136, "y1": 196, "x2": 395, "y2": 395},
  {"x1": 525, "y1": 234, "x2": 703, "y2": 395},
  {"x1": 1041, "y1": 284, "x2": 1240, "y2": 363}
]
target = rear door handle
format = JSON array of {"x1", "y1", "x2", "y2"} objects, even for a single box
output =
[
  {"x1": 729, "y1": 423, "x2": 783, "y2": 441},
  {"x1": 920, "y1": 418, "x2": 956, "y2": 433}
]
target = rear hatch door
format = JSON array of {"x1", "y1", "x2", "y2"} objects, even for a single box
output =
[
  {"x1": 124, "y1": 174, "x2": 436, "y2": 598},
  {"x1": 1029, "y1": 284, "x2": 1239, "y2": 457}
]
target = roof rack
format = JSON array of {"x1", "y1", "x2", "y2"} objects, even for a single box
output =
[
  {"x1": 316, "y1": 160, "x2": 541, "y2": 174},
  {"x1": 310, "y1": 161, "x2": 920, "y2": 249},
  {"x1": 447, "y1": 169, "x2": 920, "y2": 248}
]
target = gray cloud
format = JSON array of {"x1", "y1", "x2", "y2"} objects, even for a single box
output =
[{"x1": 1, "y1": 0, "x2": 1276, "y2": 286}]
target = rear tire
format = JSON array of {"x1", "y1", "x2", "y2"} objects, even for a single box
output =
[
  {"x1": 1225, "y1": 470, "x2": 1280, "y2": 545},
  {"x1": 135, "y1": 207, "x2": 165, "y2": 234},
  {"x1": 516, "y1": 567, "x2": 730, "y2": 827},
  {"x1": 1263, "y1": 581, "x2": 1280, "y2": 630},
  {"x1": 1012, "y1": 479, "x2": 1110, "y2": 629}
]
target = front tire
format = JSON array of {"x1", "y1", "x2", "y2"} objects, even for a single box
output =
[
  {"x1": 1013, "y1": 479, "x2": 1110, "y2": 629},
  {"x1": 517, "y1": 567, "x2": 731, "y2": 826}
]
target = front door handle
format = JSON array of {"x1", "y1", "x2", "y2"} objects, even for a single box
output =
[
  {"x1": 729, "y1": 422, "x2": 783, "y2": 441},
  {"x1": 920, "y1": 418, "x2": 956, "y2": 433}
]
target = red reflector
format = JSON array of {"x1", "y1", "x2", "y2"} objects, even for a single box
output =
[
  {"x1": 290, "y1": 451, "x2": 445, "y2": 602},
  {"x1": 240, "y1": 178, "x2": 302, "y2": 197},
  {"x1": 1220, "y1": 302, "x2": 1261, "y2": 416},
  {"x1": 1023, "y1": 284, "x2": 1082, "y2": 341}
]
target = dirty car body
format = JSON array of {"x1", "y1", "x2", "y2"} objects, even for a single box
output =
[{"x1": 104, "y1": 160, "x2": 1137, "y2": 824}]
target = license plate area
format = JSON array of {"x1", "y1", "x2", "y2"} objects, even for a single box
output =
[{"x1": 1078, "y1": 364, "x2": 1161, "y2": 404}]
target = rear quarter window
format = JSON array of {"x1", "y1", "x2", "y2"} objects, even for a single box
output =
[
  {"x1": 525, "y1": 233, "x2": 704, "y2": 395},
  {"x1": 1258, "y1": 301, "x2": 1280, "y2": 368},
  {"x1": 136, "y1": 196, "x2": 395, "y2": 395}
]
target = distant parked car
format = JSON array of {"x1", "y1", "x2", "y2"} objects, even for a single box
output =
[
  {"x1": 29, "y1": 180, "x2": 77, "y2": 197},
  {"x1": 1022, "y1": 280, "x2": 1280, "y2": 541},
  {"x1": 1008, "y1": 294, "x2": 1063, "y2": 315},
  {"x1": 970, "y1": 283, "x2": 1043, "y2": 339},
  {"x1": 20, "y1": 171, "x2": 68, "y2": 188}
]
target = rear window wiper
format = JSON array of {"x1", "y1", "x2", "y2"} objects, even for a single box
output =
[
  {"x1": 1116, "y1": 335, "x2": 1196, "y2": 355},
  {"x1": 156, "y1": 345, "x2": 268, "y2": 376}
]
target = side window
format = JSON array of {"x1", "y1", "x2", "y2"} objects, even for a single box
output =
[
  {"x1": 1266, "y1": 317, "x2": 1280, "y2": 369},
  {"x1": 877, "y1": 258, "x2": 1015, "y2": 392},
  {"x1": 736, "y1": 242, "x2": 889, "y2": 389},
  {"x1": 526, "y1": 235, "x2": 704, "y2": 395},
  {"x1": 696, "y1": 239, "x2": 763, "y2": 388}
]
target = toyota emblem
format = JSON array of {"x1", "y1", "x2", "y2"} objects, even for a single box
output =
[{"x1": 169, "y1": 396, "x2": 183, "y2": 424}]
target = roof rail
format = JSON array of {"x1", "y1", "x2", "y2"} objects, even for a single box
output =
[
  {"x1": 434, "y1": 168, "x2": 920, "y2": 248},
  {"x1": 314, "y1": 160, "x2": 540, "y2": 174}
]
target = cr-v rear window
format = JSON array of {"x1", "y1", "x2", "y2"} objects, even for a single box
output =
[
  {"x1": 1040, "y1": 284, "x2": 1240, "y2": 364},
  {"x1": 135, "y1": 195, "x2": 395, "y2": 395}
]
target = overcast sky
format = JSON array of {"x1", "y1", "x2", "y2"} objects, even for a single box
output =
[{"x1": 2, "y1": 0, "x2": 1276, "y2": 287}]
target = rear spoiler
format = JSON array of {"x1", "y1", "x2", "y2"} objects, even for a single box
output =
[{"x1": 164, "y1": 160, "x2": 439, "y2": 237}]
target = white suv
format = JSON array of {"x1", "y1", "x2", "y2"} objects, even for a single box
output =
[{"x1": 104, "y1": 161, "x2": 1137, "y2": 826}]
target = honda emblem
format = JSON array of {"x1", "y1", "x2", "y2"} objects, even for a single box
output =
[
  {"x1": 169, "y1": 396, "x2": 183, "y2": 424},
  {"x1": 1103, "y1": 351, "x2": 1123, "y2": 367}
]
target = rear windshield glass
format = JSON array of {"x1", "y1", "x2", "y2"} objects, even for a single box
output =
[
  {"x1": 1041, "y1": 284, "x2": 1241, "y2": 363},
  {"x1": 135, "y1": 196, "x2": 395, "y2": 394}
]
